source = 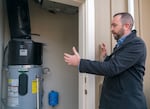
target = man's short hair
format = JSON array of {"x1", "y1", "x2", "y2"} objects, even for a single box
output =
[{"x1": 113, "y1": 12, "x2": 134, "y2": 30}]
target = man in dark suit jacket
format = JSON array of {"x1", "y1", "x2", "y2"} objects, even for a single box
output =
[{"x1": 64, "y1": 12, "x2": 147, "y2": 109}]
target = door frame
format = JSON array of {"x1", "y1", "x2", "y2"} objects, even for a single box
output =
[{"x1": 78, "y1": 0, "x2": 95, "y2": 109}]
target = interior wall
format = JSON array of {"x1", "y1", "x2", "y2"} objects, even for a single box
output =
[
  {"x1": 30, "y1": 2, "x2": 78, "y2": 109},
  {"x1": 95, "y1": 0, "x2": 111, "y2": 108},
  {"x1": 95, "y1": 0, "x2": 150, "y2": 108},
  {"x1": 139, "y1": 0, "x2": 150, "y2": 108},
  {"x1": 29, "y1": 2, "x2": 79, "y2": 109},
  {"x1": 95, "y1": 0, "x2": 128, "y2": 108},
  {"x1": 4, "y1": 1, "x2": 79, "y2": 109}
]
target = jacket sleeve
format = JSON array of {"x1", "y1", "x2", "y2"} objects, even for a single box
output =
[{"x1": 79, "y1": 40, "x2": 146, "y2": 77}]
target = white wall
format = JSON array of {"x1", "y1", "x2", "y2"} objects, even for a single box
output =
[
  {"x1": 29, "y1": 2, "x2": 79, "y2": 109},
  {"x1": 139, "y1": 0, "x2": 150, "y2": 108},
  {"x1": 3, "y1": 1, "x2": 79, "y2": 109},
  {"x1": 95, "y1": 0, "x2": 150, "y2": 108},
  {"x1": 95, "y1": 0, "x2": 128, "y2": 108}
]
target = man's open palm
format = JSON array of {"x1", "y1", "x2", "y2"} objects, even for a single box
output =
[{"x1": 64, "y1": 47, "x2": 80, "y2": 66}]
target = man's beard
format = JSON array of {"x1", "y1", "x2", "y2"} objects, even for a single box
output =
[{"x1": 112, "y1": 28, "x2": 124, "y2": 41}]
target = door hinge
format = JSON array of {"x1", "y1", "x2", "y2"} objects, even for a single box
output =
[
  {"x1": 85, "y1": 76, "x2": 86, "y2": 83},
  {"x1": 85, "y1": 89, "x2": 87, "y2": 95}
]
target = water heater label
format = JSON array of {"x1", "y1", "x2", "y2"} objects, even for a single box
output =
[
  {"x1": 7, "y1": 79, "x2": 19, "y2": 107},
  {"x1": 32, "y1": 80, "x2": 37, "y2": 94},
  {"x1": 20, "y1": 49, "x2": 28, "y2": 56}
]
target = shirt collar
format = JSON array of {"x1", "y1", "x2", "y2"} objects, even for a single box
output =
[{"x1": 117, "y1": 32, "x2": 131, "y2": 47}]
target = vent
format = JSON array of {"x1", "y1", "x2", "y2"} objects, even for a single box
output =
[
  {"x1": 47, "y1": 0, "x2": 83, "y2": 7},
  {"x1": 34, "y1": 0, "x2": 82, "y2": 14},
  {"x1": 44, "y1": 1, "x2": 78, "y2": 14}
]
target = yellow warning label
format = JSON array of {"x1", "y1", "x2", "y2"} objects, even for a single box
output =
[
  {"x1": 8, "y1": 79, "x2": 12, "y2": 83},
  {"x1": 32, "y1": 80, "x2": 37, "y2": 94}
]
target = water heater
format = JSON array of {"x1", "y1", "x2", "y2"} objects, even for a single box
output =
[
  {"x1": 4, "y1": 0, "x2": 44, "y2": 109},
  {"x1": 7, "y1": 65, "x2": 43, "y2": 109},
  {"x1": 6, "y1": 40, "x2": 43, "y2": 109}
]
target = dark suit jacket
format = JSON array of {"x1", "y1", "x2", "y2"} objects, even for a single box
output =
[{"x1": 79, "y1": 30, "x2": 147, "y2": 109}]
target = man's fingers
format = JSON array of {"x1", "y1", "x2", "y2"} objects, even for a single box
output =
[
  {"x1": 100, "y1": 43, "x2": 105, "y2": 49},
  {"x1": 72, "y1": 46, "x2": 78, "y2": 55},
  {"x1": 64, "y1": 53, "x2": 72, "y2": 58},
  {"x1": 64, "y1": 55, "x2": 71, "y2": 61},
  {"x1": 102, "y1": 43, "x2": 106, "y2": 47},
  {"x1": 64, "y1": 53, "x2": 72, "y2": 63},
  {"x1": 64, "y1": 47, "x2": 80, "y2": 66},
  {"x1": 99, "y1": 43, "x2": 106, "y2": 51}
]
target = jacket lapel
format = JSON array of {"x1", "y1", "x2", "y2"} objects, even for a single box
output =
[{"x1": 106, "y1": 30, "x2": 136, "y2": 60}]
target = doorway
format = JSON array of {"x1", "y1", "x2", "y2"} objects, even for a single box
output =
[
  {"x1": 0, "y1": 0, "x2": 96, "y2": 109},
  {"x1": 30, "y1": 1, "x2": 79, "y2": 109}
]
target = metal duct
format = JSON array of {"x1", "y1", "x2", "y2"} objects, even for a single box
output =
[{"x1": 6, "y1": 0, "x2": 31, "y2": 39}]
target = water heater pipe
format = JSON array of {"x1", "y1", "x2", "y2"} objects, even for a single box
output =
[
  {"x1": 0, "y1": 0, "x2": 4, "y2": 108},
  {"x1": 36, "y1": 75, "x2": 40, "y2": 109}
]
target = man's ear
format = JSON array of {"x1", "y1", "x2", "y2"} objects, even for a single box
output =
[{"x1": 124, "y1": 23, "x2": 131, "y2": 30}]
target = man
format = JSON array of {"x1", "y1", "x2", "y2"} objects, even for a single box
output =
[{"x1": 64, "y1": 12, "x2": 147, "y2": 109}]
